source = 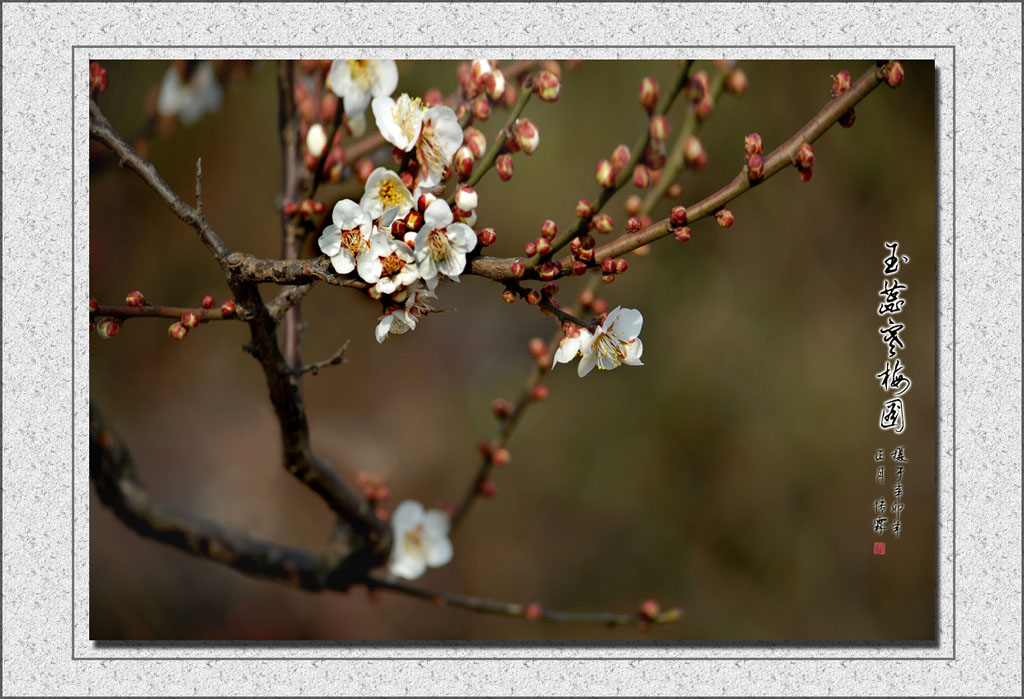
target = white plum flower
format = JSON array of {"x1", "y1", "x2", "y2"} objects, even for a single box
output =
[
  {"x1": 318, "y1": 200, "x2": 372, "y2": 274},
  {"x1": 552, "y1": 325, "x2": 594, "y2": 368},
  {"x1": 305, "y1": 123, "x2": 328, "y2": 158},
  {"x1": 372, "y1": 94, "x2": 463, "y2": 191},
  {"x1": 328, "y1": 59, "x2": 399, "y2": 118},
  {"x1": 388, "y1": 500, "x2": 453, "y2": 580},
  {"x1": 413, "y1": 199, "x2": 478, "y2": 290},
  {"x1": 360, "y1": 167, "x2": 415, "y2": 219},
  {"x1": 357, "y1": 229, "x2": 419, "y2": 296},
  {"x1": 576, "y1": 307, "x2": 645, "y2": 378},
  {"x1": 156, "y1": 61, "x2": 223, "y2": 126},
  {"x1": 374, "y1": 283, "x2": 437, "y2": 343}
]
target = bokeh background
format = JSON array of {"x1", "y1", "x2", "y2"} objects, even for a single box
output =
[{"x1": 89, "y1": 59, "x2": 935, "y2": 641}]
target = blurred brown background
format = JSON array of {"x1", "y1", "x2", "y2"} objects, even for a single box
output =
[{"x1": 89, "y1": 59, "x2": 935, "y2": 641}]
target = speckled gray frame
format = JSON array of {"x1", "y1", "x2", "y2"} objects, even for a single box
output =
[{"x1": 3, "y1": 2, "x2": 1020, "y2": 695}]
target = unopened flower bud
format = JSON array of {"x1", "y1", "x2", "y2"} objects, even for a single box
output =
[
  {"x1": 683, "y1": 136, "x2": 704, "y2": 165},
  {"x1": 690, "y1": 70, "x2": 710, "y2": 101},
  {"x1": 96, "y1": 317, "x2": 120, "y2": 339},
  {"x1": 449, "y1": 147, "x2": 472, "y2": 182},
  {"x1": 725, "y1": 68, "x2": 748, "y2": 97},
  {"x1": 355, "y1": 158, "x2": 375, "y2": 183},
  {"x1": 492, "y1": 447, "x2": 511, "y2": 467},
  {"x1": 305, "y1": 123, "x2": 327, "y2": 158},
  {"x1": 90, "y1": 62, "x2": 109, "y2": 94},
  {"x1": 668, "y1": 182, "x2": 683, "y2": 198},
  {"x1": 614, "y1": 258, "x2": 628, "y2": 274},
  {"x1": 577, "y1": 246, "x2": 595, "y2": 263},
  {"x1": 744, "y1": 132, "x2": 763, "y2": 158},
  {"x1": 596, "y1": 159, "x2": 615, "y2": 188},
  {"x1": 405, "y1": 209, "x2": 424, "y2": 230},
  {"x1": 649, "y1": 114, "x2": 670, "y2": 142},
  {"x1": 283, "y1": 201, "x2": 298, "y2": 217},
  {"x1": 455, "y1": 186, "x2": 478, "y2": 211},
  {"x1": 524, "y1": 603, "x2": 543, "y2": 621},
  {"x1": 572, "y1": 261, "x2": 587, "y2": 276},
  {"x1": 491, "y1": 398, "x2": 512, "y2": 418},
  {"x1": 592, "y1": 299, "x2": 609, "y2": 315},
  {"x1": 601, "y1": 273, "x2": 616, "y2": 284},
  {"x1": 125, "y1": 290, "x2": 146, "y2": 306},
  {"x1": 533, "y1": 238, "x2": 550, "y2": 256},
  {"x1": 479, "y1": 478, "x2": 498, "y2": 498},
  {"x1": 670, "y1": 205, "x2": 688, "y2": 226},
  {"x1": 794, "y1": 142, "x2": 814, "y2": 170},
  {"x1": 502, "y1": 288, "x2": 517, "y2": 303},
  {"x1": 633, "y1": 164, "x2": 651, "y2": 189},
  {"x1": 831, "y1": 70, "x2": 852, "y2": 97},
  {"x1": 638, "y1": 76, "x2": 659, "y2": 113},
  {"x1": 883, "y1": 61, "x2": 904, "y2": 88},
  {"x1": 391, "y1": 219, "x2": 408, "y2": 237},
  {"x1": 167, "y1": 321, "x2": 187, "y2": 340},
  {"x1": 538, "y1": 262, "x2": 561, "y2": 281},
  {"x1": 220, "y1": 300, "x2": 236, "y2": 317},
  {"x1": 89, "y1": 297, "x2": 99, "y2": 313},
  {"x1": 626, "y1": 217, "x2": 642, "y2": 234},
  {"x1": 625, "y1": 194, "x2": 643, "y2": 217},
  {"x1": 673, "y1": 226, "x2": 692, "y2": 242},
  {"x1": 533, "y1": 70, "x2": 561, "y2": 102},
  {"x1": 644, "y1": 141, "x2": 667, "y2": 170},
  {"x1": 526, "y1": 288, "x2": 542, "y2": 305},
  {"x1": 695, "y1": 92, "x2": 714, "y2": 120},
  {"x1": 514, "y1": 118, "x2": 540, "y2": 155},
  {"x1": 523, "y1": 240, "x2": 538, "y2": 256},
  {"x1": 576, "y1": 199, "x2": 594, "y2": 219},
  {"x1": 592, "y1": 213, "x2": 614, "y2": 234},
  {"x1": 423, "y1": 87, "x2": 444, "y2": 107},
  {"x1": 640, "y1": 599, "x2": 661, "y2": 621},
  {"x1": 485, "y1": 68, "x2": 506, "y2": 101},
  {"x1": 471, "y1": 96, "x2": 490, "y2": 122},
  {"x1": 312, "y1": 200, "x2": 326, "y2": 215},
  {"x1": 496, "y1": 154, "x2": 514, "y2": 181},
  {"x1": 540, "y1": 219, "x2": 558, "y2": 240},
  {"x1": 747, "y1": 153, "x2": 764, "y2": 180},
  {"x1": 464, "y1": 126, "x2": 487, "y2": 158},
  {"x1": 715, "y1": 209, "x2": 735, "y2": 227},
  {"x1": 528, "y1": 338, "x2": 547, "y2": 357},
  {"x1": 530, "y1": 384, "x2": 549, "y2": 402},
  {"x1": 541, "y1": 282, "x2": 559, "y2": 297},
  {"x1": 478, "y1": 227, "x2": 497, "y2": 246},
  {"x1": 838, "y1": 108, "x2": 856, "y2": 128},
  {"x1": 510, "y1": 261, "x2": 525, "y2": 278},
  {"x1": 477, "y1": 440, "x2": 493, "y2": 458},
  {"x1": 601, "y1": 258, "x2": 616, "y2": 275},
  {"x1": 798, "y1": 167, "x2": 813, "y2": 182},
  {"x1": 611, "y1": 144, "x2": 631, "y2": 173}
]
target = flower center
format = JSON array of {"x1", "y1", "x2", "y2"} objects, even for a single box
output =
[
  {"x1": 389, "y1": 312, "x2": 412, "y2": 334},
  {"x1": 416, "y1": 121, "x2": 447, "y2": 176},
  {"x1": 341, "y1": 228, "x2": 368, "y2": 255},
  {"x1": 391, "y1": 94, "x2": 425, "y2": 142},
  {"x1": 403, "y1": 524, "x2": 425, "y2": 556},
  {"x1": 593, "y1": 332, "x2": 628, "y2": 369},
  {"x1": 380, "y1": 251, "x2": 407, "y2": 277},
  {"x1": 427, "y1": 229, "x2": 452, "y2": 262},
  {"x1": 347, "y1": 60, "x2": 378, "y2": 91},
  {"x1": 376, "y1": 179, "x2": 408, "y2": 210}
]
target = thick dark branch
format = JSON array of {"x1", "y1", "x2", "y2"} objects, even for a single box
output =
[{"x1": 89, "y1": 99, "x2": 230, "y2": 262}]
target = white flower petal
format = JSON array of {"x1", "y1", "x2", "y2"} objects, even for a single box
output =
[
  {"x1": 578, "y1": 350, "x2": 599, "y2": 377},
  {"x1": 437, "y1": 251, "x2": 466, "y2": 279},
  {"x1": 623, "y1": 338, "x2": 644, "y2": 365},
  {"x1": 425, "y1": 536, "x2": 453, "y2": 568},
  {"x1": 611, "y1": 307, "x2": 643, "y2": 340},
  {"x1": 391, "y1": 500, "x2": 424, "y2": 534},
  {"x1": 422, "y1": 509, "x2": 451, "y2": 538},
  {"x1": 447, "y1": 223, "x2": 478, "y2": 253},
  {"x1": 423, "y1": 199, "x2": 454, "y2": 230},
  {"x1": 553, "y1": 336, "x2": 582, "y2": 366},
  {"x1": 347, "y1": 111, "x2": 367, "y2": 137},
  {"x1": 389, "y1": 550, "x2": 427, "y2": 580},
  {"x1": 424, "y1": 106, "x2": 463, "y2": 164},
  {"x1": 318, "y1": 225, "x2": 342, "y2": 257},
  {"x1": 375, "y1": 315, "x2": 393, "y2": 343},
  {"x1": 333, "y1": 199, "x2": 369, "y2": 230},
  {"x1": 356, "y1": 250, "x2": 383, "y2": 283},
  {"x1": 330, "y1": 251, "x2": 355, "y2": 275},
  {"x1": 372, "y1": 60, "x2": 399, "y2": 97}
]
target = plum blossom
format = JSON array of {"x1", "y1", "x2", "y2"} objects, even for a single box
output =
[
  {"x1": 413, "y1": 199, "x2": 477, "y2": 290},
  {"x1": 374, "y1": 282, "x2": 437, "y2": 343},
  {"x1": 388, "y1": 500, "x2": 453, "y2": 580},
  {"x1": 328, "y1": 59, "x2": 398, "y2": 118},
  {"x1": 156, "y1": 61, "x2": 223, "y2": 126},
  {"x1": 371, "y1": 94, "x2": 462, "y2": 191},
  {"x1": 552, "y1": 308, "x2": 645, "y2": 377},
  {"x1": 552, "y1": 325, "x2": 593, "y2": 368},
  {"x1": 359, "y1": 167, "x2": 415, "y2": 219},
  {"x1": 357, "y1": 229, "x2": 419, "y2": 296},
  {"x1": 317, "y1": 200, "x2": 372, "y2": 274}
]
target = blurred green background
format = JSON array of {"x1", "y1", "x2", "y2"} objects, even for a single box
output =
[{"x1": 90, "y1": 59, "x2": 935, "y2": 641}]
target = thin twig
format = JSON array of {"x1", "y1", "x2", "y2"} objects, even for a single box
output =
[
  {"x1": 91, "y1": 304, "x2": 237, "y2": 322},
  {"x1": 291, "y1": 341, "x2": 350, "y2": 376}
]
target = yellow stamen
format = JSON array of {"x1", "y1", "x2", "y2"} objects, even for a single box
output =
[
  {"x1": 380, "y1": 251, "x2": 407, "y2": 276},
  {"x1": 391, "y1": 94, "x2": 425, "y2": 142},
  {"x1": 341, "y1": 229, "x2": 368, "y2": 256},
  {"x1": 427, "y1": 229, "x2": 452, "y2": 263},
  {"x1": 376, "y1": 179, "x2": 408, "y2": 210},
  {"x1": 347, "y1": 60, "x2": 378, "y2": 91}
]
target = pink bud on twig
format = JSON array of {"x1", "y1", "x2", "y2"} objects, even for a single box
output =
[
  {"x1": 638, "y1": 76, "x2": 659, "y2": 113},
  {"x1": 125, "y1": 290, "x2": 146, "y2": 307},
  {"x1": 496, "y1": 154, "x2": 514, "y2": 181}
]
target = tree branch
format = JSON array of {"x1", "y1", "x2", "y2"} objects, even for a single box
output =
[
  {"x1": 290, "y1": 341, "x2": 349, "y2": 377},
  {"x1": 267, "y1": 284, "x2": 314, "y2": 322},
  {"x1": 90, "y1": 303, "x2": 237, "y2": 322}
]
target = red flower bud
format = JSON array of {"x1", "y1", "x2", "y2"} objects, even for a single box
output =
[
  {"x1": 88, "y1": 297, "x2": 99, "y2": 313},
  {"x1": 690, "y1": 70, "x2": 710, "y2": 102},
  {"x1": 125, "y1": 290, "x2": 146, "y2": 306},
  {"x1": 514, "y1": 118, "x2": 540, "y2": 155},
  {"x1": 283, "y1": 201, "x2": 299, "y2": 217},
  {"x1": 670, "y1": 205, "x2": 688, "y2": 226},
  {"x1": 535, "y1": 237, "x2": 552, "y2": 256},
  {"x1": 526, "y1": 289, "x2": 542, "y2": 305},
  {"x1": 523, "y1": 240, "x2": 538, "y2": 256},
  {"x1": 673, "y1": 226, "x2": 692, "y2": 242},
  {"x1": 577, "y1": 246, "x2": 595, "y2": 263},
  {"x1": 667, "y1": 182, "x2": 683, "y2": 198},
  {"x1": 220, "y1": 300, "x2": 236, "y2": 317},
  {"x1": 496, "y1": 154, "x2": 514, "y2": 181},
  {"x1": 180, "y1": 312, "x2": 199, "y2": 329},
  {"x1": 683, "y1": 136, "x2": 704, "y2": 165},
  {"x1": 649, "y1": 115, "x2": 670, "y2": 142},
  {"x1": 464, "y1": 126, "x2": 487, "y2": 158},
  {"x1": 492, "y1": 448, "x2": 511, "y2": 467},
  {"x1": 640, "y1": 599, "x2": 661, "y2": 621},
  {"x1": 725, "y1": 68, "x2": 748, "y2": 97},
  {"x1": 715, "y1": 209, "x2": 735, "y2": 227},
  {"x1": 576, "y1": 199, "x2": 594, "y2": 219},
  {"x1": 625, "y1": 194, "x2": 643, "y2": 217},
  {"x1": 528, "y1": 337, "x2": 547, "y2": 357},
  {"x1": 533, "y1": 70, "x2": 561, "y2": 102},
  {"x1": 614, "y1": 258, "x2": 628, "y2": 274},
  {"x1": 592, "y1": 299, "x2": 609, "y2": 315},
  {"x1": 89, "y1": 62, "x2": 109, "y2": 94},
  {"x1": 538, "y1": 262, "x2": 561, "y2": 281},
  {"x1": 572, "y1": 260, "x2": 588, "y2": 276},
  {"x1": 312, "y1": 200, "x2": 326, "y2": 214},
  {"x1": 524, "y1": 603, "x2": 543, "y2": 621},
  {"x1": 477, "y1": 440, "x2": 493, "y2": 458},
  {"x1": 601, "y1": 258, "x2": 616, "y2": 274},
  {"x1": 747, "y1": 153, "x2": 764, "y2": 180},
  {"x1": 794, "y1": 142, "x2": 814, "y2": 170},
  {"x1": 167, "y1": 321, "x2": 187, "y2": 340},
  {"x1": 471, "y1": 96, "x2": 490, "y2": 122},
  {"x1": 479, "y1": 478, "x2": 498, "y2": 498},
  {"x1": 632, "y1": 164, "x2": 651, "y2": 189},
  {"x1": 838, "y1": 108, "x2": 856, "y2": 128},
  {"x1": 95, "y1": 317, "x2": 120, "y2": 339},
  {"x1": 200, "y1": 295, "x2": 215, "y2": 309},
  {"x1": 644, "y1": 140, "x2": 667, "y2": 171},
  {"x1": 601, "y1": 273, "x2": 616, "y2": 284},
  {"x1": 530, "y1": 384, "x2": 549, "y2": 402},
  {"x1": 592, "y1": 213, "x2": 614, "y2": 235},
  {"x1": 883, "y1": 61, "x2": 904, "y2": 88},
  {"x1": 502, "y1": 288, "x2": 517, "y2": 304},
  {"x1": 611, "y1": 144, "x2": 631, "y2": 173},
  {"x1": 541, "y1": 282, "x2": 559, "y2": 297},
  {"x1": 405, "y1": 209, "x2": 424, "y2": 230},
  {"x1": 510, "y1": 261, "x2": 525, "y2": 278},
  {"x1": 626, "y1": 216, "x2": 642, "y2": 234},
  {"x1": 798, "y1": 167, "x2": 813, "y2": 182},
  {"x1": 478, "y1": 227, "x2": 497, "y2": 247},
  {"x1": 491, "y1": 398, "x2": 512, "y2": 418},
  {"x1": 744, "y1": 132, "x2": 763, "y2": 158},
  {"x1": 638, "y1": 76, "x2": 659, "y2": 113},
  {"x1": 596, "y1": 159, "x2": 615, "y2": 188},
  {"x1": 831, "y1": 70, "x2": 852, "y2": 97}
]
